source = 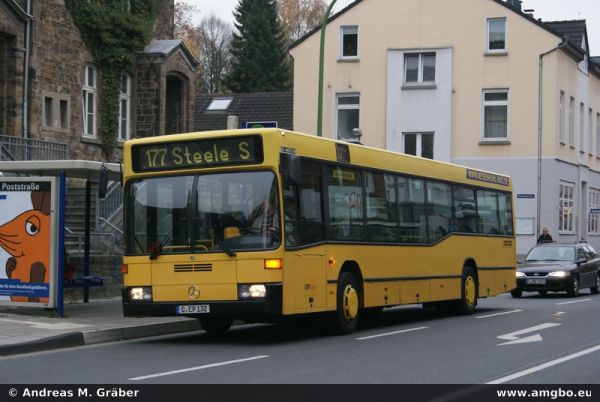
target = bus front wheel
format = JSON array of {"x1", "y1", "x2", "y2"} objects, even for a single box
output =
[
  {"x1": 455, "y1": 267, "x2": 477, "y2": 315},
  {"x1": 331, "y1": 272, "x2": 360, "y2": 335},
  {"x1": 199, "y1": 316, "x2": 233, "y2": 336}
]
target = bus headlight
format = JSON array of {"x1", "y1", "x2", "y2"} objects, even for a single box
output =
[
  {"x1": 129, "y1": 287, "x2": 153, "y2": 302},
  {"x1": 238, "y1": 284, "x2": 267, "y2": 299}
]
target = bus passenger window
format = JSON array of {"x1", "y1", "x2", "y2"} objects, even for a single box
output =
[
  {"x1": 427, "y1": 181, "x2": 452, "y2": 242},
  {"x1": 398, "y1": 177, "x2": 427, "y2": 243},
  {"x1": 366, "y1": 172, "x2": 397, "y2": 242},
  {"x1": 328, "y1": 166, "x2": 364, "y2": 241}
]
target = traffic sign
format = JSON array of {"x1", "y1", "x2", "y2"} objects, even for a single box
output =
[{"x1": 244, "y1": 121, "x2": 278, "y2": 129}]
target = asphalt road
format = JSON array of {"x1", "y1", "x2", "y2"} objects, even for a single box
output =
[{"x1": 1, "y1": 291, "x2": 600, "y2": 384}]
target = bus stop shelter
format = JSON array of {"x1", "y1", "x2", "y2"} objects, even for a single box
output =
[{"x1": 0, "y1": 160, "x2": 121, "y2": 316}]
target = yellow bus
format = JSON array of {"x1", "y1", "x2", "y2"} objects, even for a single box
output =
[{"x1": 121, "y1": 129, "x2": 515, "y2": 334}]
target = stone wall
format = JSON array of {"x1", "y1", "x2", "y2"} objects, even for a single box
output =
[{"x1": 0, "y1": 1, "x2": 26, "y2": 138}]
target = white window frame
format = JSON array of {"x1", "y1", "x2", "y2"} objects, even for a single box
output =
[
  {"x1": 481, "y1": 89, "x2": 509, "y2": 141},
  {"x1": 579, "y1": 102, "x2": 585, "y2": 153},
  {"x1": 589, "y1": 188, "x2": 600, "y2": 235},
  {"x1": 335, "y1": 93, "x2": 360, "y2": 141},
  {"x1": 597, "y1": 113, "x2": 600, "y2": 157},
  {"x1": 82, "y1": 64, "x2": 97, "y2": 138},
  {"x1": 589, "y1": 108, "x2": 594, "y2": 156},
  {"x1": 403, "y1": 52, "x2": 436, "y2": 85},
  {"x1": 559, "y1": 91, "x2": 565, "y2": 143},
  {"x1": 568, "y1": 97, "x2": 575, "y2": 147},
  {"x1": 339, "y1": 25, "x2": 359, "y2": 60},
  {"x1": 486, "y1": 17, "x2": 507, "y2": 53},
  {"x1": 402, "y1": 132, "x2": 434, "y2": 159},
  {"x1": 559, "y1": 181, "x2": 575, "y2": 234},
  {"x1": 118, "y1": 73, "x2": 132, "y2": 142}
]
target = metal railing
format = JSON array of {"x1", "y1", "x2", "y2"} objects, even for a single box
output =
[
  {"x1": 0, "y1": 135, "x2": 69, "y2": 161},
  {"x1": 64, "y1": 232, "x2": 122, "y2": 257},
  {"x1": 96, "y1": 181, "x2": 123, "y2": 231}
]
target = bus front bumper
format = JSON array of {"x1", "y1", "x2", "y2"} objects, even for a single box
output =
[{"x1": 122, "y1": 283, "x2": 282, "y2": 318}]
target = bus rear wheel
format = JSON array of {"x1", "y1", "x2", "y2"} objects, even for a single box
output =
[
  {"x1": 199, "y1": 316, "x2": 233, "y2": 336},
  {"x1": 331, "y1": 272, "x2": 360, "y2": 335}
]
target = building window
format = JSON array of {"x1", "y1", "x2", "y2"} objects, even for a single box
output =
[
  {"x1": 482, "y1": 89, "x2": 508, "y2": 140},
  {"x1": 597, "y1": 113, "x2": 600, "y2": 156},
  {"x1": 589, "y1": 188, "x2": 600, "y2": 235},
  {"x1": 118, "y1": 74, "x2": 131, "y2": 142},
  {"x1": 336, "y1": 94, "x2": 360, "y2": 141},
  {"x1": 568, "y1": 97, "x2": 575, "y2": 146},
  {"x1": 82, "y1": 64, "x2": 97, "y2": 137},
  {"x1": 559, "y1": 181, "x2": 575, "y2": 234},
  {"x1": 404, "y1": 52, "x2": 436, "y2": 84},
  {"x1": 340, "y1": 26, "x2": 358, "y2": 59},
  {"x1": 579, "y1": 102, "x2": 585, "y2": 153},
  {"x1": 486, "y1": 18, "x2": 506, "y2": 52},
  {"x1": 559, "y1": 91, "x2": 565, "y2": 143},
  {"x1": 403, "y1": 132, "x2": 434, "y2": 159},
  {"x1": 207, "y1": 97, "x2": 233, "y2": 111},
  {"x1": 42, "y1": 93, "x2": 70, "y2": 132},
  {"x1": 588, "y1": 108, "x2": 593, "y2": 156}
]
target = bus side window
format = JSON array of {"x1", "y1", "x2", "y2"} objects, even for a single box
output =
[{"x1": 284, "y1": 160, "x2": 325, "y2": 247}]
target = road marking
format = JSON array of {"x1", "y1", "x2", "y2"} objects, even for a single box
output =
[
  {"x1": 475, "y1": 309, "x2": 523, "y2": 319},
  {"x1": 556, "y1": 298, "x2": 591, "y2": 306},
  {"x1": 356, "y1": 326, "x2": 427, "y2": 341},
  {"x1": 128, "y1": 355, "x2": 270, "y2": 381},
  {"x1": 497, "y1": 323, "x2": 561, "y2": 346},
  {"x1": 487, "y1": 344, "x2": 600, "y2": 384}
]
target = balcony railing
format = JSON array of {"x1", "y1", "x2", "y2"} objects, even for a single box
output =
[{"x1": 0, "y1": 135, "x2": 69, "y2": 161}]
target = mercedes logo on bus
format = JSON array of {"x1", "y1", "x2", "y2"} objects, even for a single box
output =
[{"x1": 188, "y1": 286, "x2": 200, "y2": 299}]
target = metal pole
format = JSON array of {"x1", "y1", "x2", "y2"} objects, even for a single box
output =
[
  {"x1": 56, "y1": 172, "x2": 66, "y2": 317},
  {"x1": 84, "y1": 180, "x2": 91, "y2": 303},
  {"x1": 317, "y1": 0, "x2": 338, "y2": 137}
]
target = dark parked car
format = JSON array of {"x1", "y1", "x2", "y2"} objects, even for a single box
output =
[{"x1": 512, "y1": 242, "x2": 600, "y2": 298}]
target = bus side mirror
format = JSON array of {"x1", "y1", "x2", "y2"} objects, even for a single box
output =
[
  {"x1": 98, "y1": 164, "x2": 109, "y2": 199},
  {"x1": 280, "y1": 153, "x2": 301, "y2": 186}
]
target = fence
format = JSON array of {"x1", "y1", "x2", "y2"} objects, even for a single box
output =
[{"x1": 0, "y1": 135, "x2": 69, "y2": 161}]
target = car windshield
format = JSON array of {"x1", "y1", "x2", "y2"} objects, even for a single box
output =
[
  {"x1": 525, "y1": 246, "x2": 575, "y2": 262},
  {"x1": 126, "y1": 171, "x2": 280, "y2": 256}
]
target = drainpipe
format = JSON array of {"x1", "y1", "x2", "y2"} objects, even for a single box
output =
[
  {"x1": 537, "y1": 39, "x2": 568, "y2": 240},
  {"x1": 316, "y1": 0, "x2": 337, "y2": 137},
  {"x1": 23, "y1": 0, "x2": 32, "y2": 141}
]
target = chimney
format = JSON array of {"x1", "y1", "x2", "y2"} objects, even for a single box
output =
[{"x1": 507, "y1": 0, "x2": 522, "y2": 11}]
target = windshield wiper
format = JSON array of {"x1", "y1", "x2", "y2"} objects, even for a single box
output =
[{"x1": 214, "y1": 236, "x2": 236, "y2": 257}]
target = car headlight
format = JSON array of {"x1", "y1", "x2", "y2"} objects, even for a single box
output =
[
  {"x1": 128, "y1": 287, "x2": 153, "y2": 302},
  {"x1": 238, "y1": 284, "x2": 267, "y2": 299},
  {"x1": 516, "y1": 271, "x2": 526, "y2": 278},
  {"x1": 548, "y1": 271, "x2": 570, "y2": 278}
]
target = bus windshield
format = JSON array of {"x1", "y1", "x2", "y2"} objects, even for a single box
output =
[{"x1": 126, "y1": 171, "x2": 280, "y2": 256}]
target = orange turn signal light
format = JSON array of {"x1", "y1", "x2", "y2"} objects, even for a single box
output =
[
  {"x1": 264, "y1": 259, "x2": 283, "y2": 270},
  {"x1": 121, "y1": 264, "x2": 129, "y2": 274}
]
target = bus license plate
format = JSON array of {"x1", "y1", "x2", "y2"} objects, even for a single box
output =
[
  {"x1": 526, "y1": 278, "x2": 546, "y2": 285},
  {"x1": 177, "y1": 305, "x2": 210, "y2": 314}
]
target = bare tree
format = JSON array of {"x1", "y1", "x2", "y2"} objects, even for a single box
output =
[
  {"x1": 277, "y1": 0, "x2": 326, "y2": 45},
  {"x1": 198, "y1": 15, "x2": 232, "y2": 94},
  {"x1": 174, "y1": 0, "x2": 202, "y2": 58}
]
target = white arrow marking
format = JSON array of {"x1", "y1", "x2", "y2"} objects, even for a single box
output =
[{"x1": 497, "y1": 323, "x2": 561, "y2": 346}]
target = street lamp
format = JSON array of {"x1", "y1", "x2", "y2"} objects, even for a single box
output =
[{"x1": 317, "y1": 0, "x2": 338, "y2": 137}]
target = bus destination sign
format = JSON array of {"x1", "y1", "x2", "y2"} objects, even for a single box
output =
[
  {"x1": 466, "y1": 169, "x2": 510, "y2": 187},
  {"x1": 132, "y1": 136, "x2": 263, "y2": 172}
]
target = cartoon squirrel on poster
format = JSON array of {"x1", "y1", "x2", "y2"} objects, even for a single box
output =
[{"x1": 0, "y1": 191, "x2": 51, "y2": 303}]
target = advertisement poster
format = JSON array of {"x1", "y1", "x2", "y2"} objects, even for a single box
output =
[{"x1": 0, "y1": 178, "x2": 56, "y2": 307}]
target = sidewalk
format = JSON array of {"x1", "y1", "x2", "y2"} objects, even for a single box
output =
[{"x1": 0, "y1": 298, "x2": 201, "y2": 356}]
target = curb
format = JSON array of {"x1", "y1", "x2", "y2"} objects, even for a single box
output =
[
  {"x1": 0, "y1": 332, "x2": 84, "y2": 356},
  {"x1": 0, "y1": 319, "x2": 201, "y2": 356}
]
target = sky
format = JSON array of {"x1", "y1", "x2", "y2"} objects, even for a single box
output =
[{"x1": 180, "y1": 0, "x2": 600, "y2": 55}]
